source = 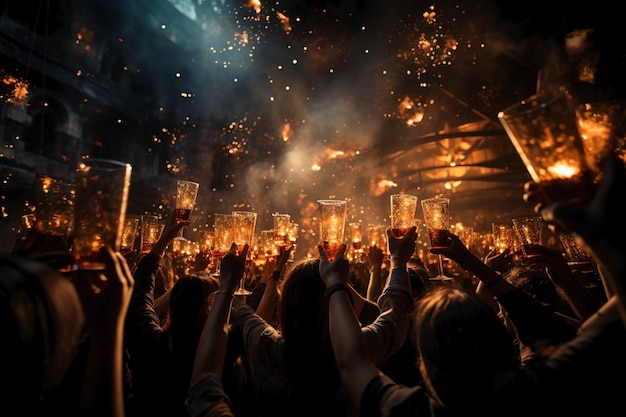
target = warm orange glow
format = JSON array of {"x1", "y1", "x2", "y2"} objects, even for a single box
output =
[
  {"x1": 281, "y1": 122, "x2": 292, "y2": 141},
  {"x1": 547, "y1": 161, "x2": 578, "y2": 179},
  {"x1": 2, "y1": 74, "x2": 29, "y2": 106},
  {"x1": 247, "y1": 0, "x2": 261, "y2": 14},
  {"x1": 276, "y1": 12, "x2": 292, "y2": 33}
]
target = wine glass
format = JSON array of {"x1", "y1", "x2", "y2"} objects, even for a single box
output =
[
  {"x1": 420, "y1": 197, "x2": 454, "y2": 282},
  {"x1": 367, "y1": 223, "x2": 389, "y2": 260},
  {"x1": 232, "y1": 211, "x2": 257, "y2": 296},
  {"x1": 348, "y1": 222, "x2": 364, "y2": 263},
  {"x1": 272, "y1": 212, "x2": 291, "y2": 247},
  {"x1": 211, "y1": 213, "x2": 233, "y2": 277},
  {"x1": 175, "y1": 180, "x2": 199, "y2": 226}
]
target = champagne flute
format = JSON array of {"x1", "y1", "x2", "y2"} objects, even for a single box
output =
[
  {"x1": 175, "y1": 180, "x2": 199, "y2": 226},
  {"x1": 421, "y1": 197, "x2": 454, "y2": 282},
  {"x1": 232, "y1": 211, "x2": 257, "y2": 296},
  {"x1": 317, "y1": 200, "x2": 347, "y2": 261},
  {"x1": 348, "y1": 222, "x2": 364, "y2": 263},
  {"x1": 211, "y1": 213, "x2": 233, "y2": 277}
]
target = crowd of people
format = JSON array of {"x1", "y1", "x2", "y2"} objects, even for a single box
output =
[
  {"x1": 3, "y1": 17, "x2": 626, "y2": 415},
  {"x1": 3, "y1": 151, "x2": 626, "y2": 417}
]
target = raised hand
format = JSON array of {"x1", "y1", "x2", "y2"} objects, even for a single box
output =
[
  {"x1": 386, "y1": 225, "x2": 417, "y2": 266},
  {"x1": 319, "y1": 243, "x2": 350, "y2": 288},
  {"x1": 218, "y1": 242, "x2": 248, "y2": 295}
]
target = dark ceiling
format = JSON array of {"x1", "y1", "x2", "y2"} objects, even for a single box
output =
[{"x1": 1, "y1": 0, "x2": 622, "y2": 252}]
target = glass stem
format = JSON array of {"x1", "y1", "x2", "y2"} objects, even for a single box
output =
[{"x1": 437, "y1": 254, "x2": 445, "y2": 276}]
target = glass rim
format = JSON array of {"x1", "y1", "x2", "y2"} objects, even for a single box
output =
[
  {"x1": 317, "y1": 199, "x2": 347, "y2": 204},
  {"x1": 177, "y1": 179, "x2": 200, "y2": 186}
]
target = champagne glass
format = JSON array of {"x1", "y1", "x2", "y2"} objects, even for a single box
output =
[
  {"x1": 211, "y1": 213, "x2": 233, "y2": 277},
  {"x1": 512, "y1": 216, "x2": 543, "y2": 258},
  {"x1": 272, "y1": 212, "x2": 291, "y2": 247},
  {"x1": 139, "y1": 214, "x2": 164, "y2": 255},
  {"x1": 317, "y1": 200, "x2": 347, "y2": 261},
  {"x1": 232, "y1": 211, "x2": 257, "y2": 296},
  {"x1": 420, "y1": 197, "x2": 454, "y2": 281},
  {"x1": 175, "y1": 180, "x2": 199, "y2": 226},
  {"x1": 492, "y1": 222, "x2": 517, "y2": 255},
  {"x1": 367, "y1": 223, "x2": 389, "y2": 260},
  {"x1": 390, "y1": 193, "x2": 418, "y2": 238},
  {"x1": 498, "y1": 93, "x2": 594, "y2": 203},
  {"x1": 120, "y1": 216, "x2": 139, "y2": 254},
  {"x1": 348, "y1": 222, "x2": 364, "y2": 263}
]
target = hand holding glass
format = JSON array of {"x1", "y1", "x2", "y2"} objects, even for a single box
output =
[
  {"x1": 232, "y1": 211, "x2": 257, "y2": 296},
  {"x1": 421, "y1": 197, "x2": 453, "y2": 281},
  {"x1": 512, "y1": 216, "x2": 543, "y2": 258}
]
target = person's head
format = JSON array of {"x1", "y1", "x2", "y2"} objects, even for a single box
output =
[
  {"x1": 504, "y1": 264, "x2": 557, "y2": 310},
  {"x1": 164, "y1": 271, "x2": 219, "y2": 351},
  {"x1": 0, "y1": 252, "x2": 85, "y2": 408},
  {"x1": 155, "y1": 252, "x2": 178, "y2": 299},
  {"x1": 414, "y1": 287, "x2": 517, "y2": 410},
  {"x1": 278, "y1": 257, "x2": 329, "y2": 344},
  {"x1": 277, "y1": 257, "x2": 338, "y2": 398}
]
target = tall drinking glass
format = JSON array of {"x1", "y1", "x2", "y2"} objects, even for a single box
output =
[
  {"x1": 211, "y1": 213, "x2": 233, "y2": 277},
  {"x1": 72, "y1": 159, "x2": 132, "y2": 270},
  {"x1": 139, "y1": 214, "x2": 164, "y2": 254},
  {"x1": 175, "y1": 180, "x2": 199, "y2": 226},
  {"x1": 317, "y1": 199, "x2": 347, "y2": 261},
  {"x1": 33, "y1": 175, "x2": 75, "y2": 249},
  {"x1": 272, "y1": 212, "x2": 291, "y2": 247},
  {"x1": 498, "y1": 93, "x2": 594, "y2": 203},
  {"x1": 367, "y1": 223, "x2": 389, "y2": 259},
  {"x1": 512, "y1": 216, "x2": 543, "y2": 258},
  {"x1": 232, "y1": 211, "x2": 257, "y2": 296},
  {"x1": 348, "y1": 222, "x2": 364, "y2": 263},
  {"x1": 421, "y1": 197, "x2": 453, "y2": 281},
  {"x1": 390, "y1": 193, "x2": 418, "y2": 238},
  {"x1": 120, "y1": 216, "x2": 140, "y2": 254}
]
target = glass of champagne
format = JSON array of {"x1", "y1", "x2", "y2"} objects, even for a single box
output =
[
  {"x1": 317, "y1": 199, "x2": 347, "y2": 261},
  {"x1": 272, "y1": 212, "x2": 291, "y2": 247},
  {"x1": 512, "y1": 216, "x2": 543, "y2": 258},
  {"x1": 390, "y1": 193, "x2": 418, "y2": 238},
  {"x1": 367, "y1": 223, "x2": 389, "y2": 260},
  {"x1": 348, "y1": 222, "x2": 364, "y2": 263},
  {"x1": 421, "y1": 197, "x2": 454, "y2": 281},
  {"x1": 232, "y1": 211, "x2": 257, "y2": 296},
  {"x1": 498, "y1": 93, "x2": 594, "y2": 203},
  {"x1": 211, "y1": 213, "x2": 233, "y2": 277},
  {"x1": 120, "y1": 216, "x2": 140, "y2": 254},
  {"x1": 139, "y1": 214, "x2": 164, "y2": 255},
  {"x1": 175, "y1": 180, "x2": 199, "y2": 226}
]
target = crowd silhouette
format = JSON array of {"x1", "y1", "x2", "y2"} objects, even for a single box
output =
[{"x1": 3, "y1": 17, "x2": 626, "y2": 417}]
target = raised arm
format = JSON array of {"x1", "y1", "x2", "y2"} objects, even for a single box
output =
[
  {"x1": 527, "y1": 156, "x2": 626, "y2": 326},
  {"x1": 190, "y1": 242, "x2": 246, "y2": 383},
  {"x1": 319, "y1": 244, "x2": 379, "y2": 416},
  {"x1": 185, "y1": 243, "x2": 246, "y2": 417},
  {"x1": 254, "y1": 244, "x2": 292, "y2": 321},
  {"x1": 366, "y1": 245, "x2": 385, "y2": 302},
  {"x1": 73, "y1": 246, "x2": 134, "y2": 417}
]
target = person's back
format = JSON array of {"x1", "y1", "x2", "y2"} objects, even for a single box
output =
[
  {"x1": 0, "y1": 252, "x2": 86, "y2": 415},
  {"x1": 125, "y1": 251, "x2": 219, "y2": 417},
  {"x1": 231, "y1": 257, "x2": 348, "y2": 417}
]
